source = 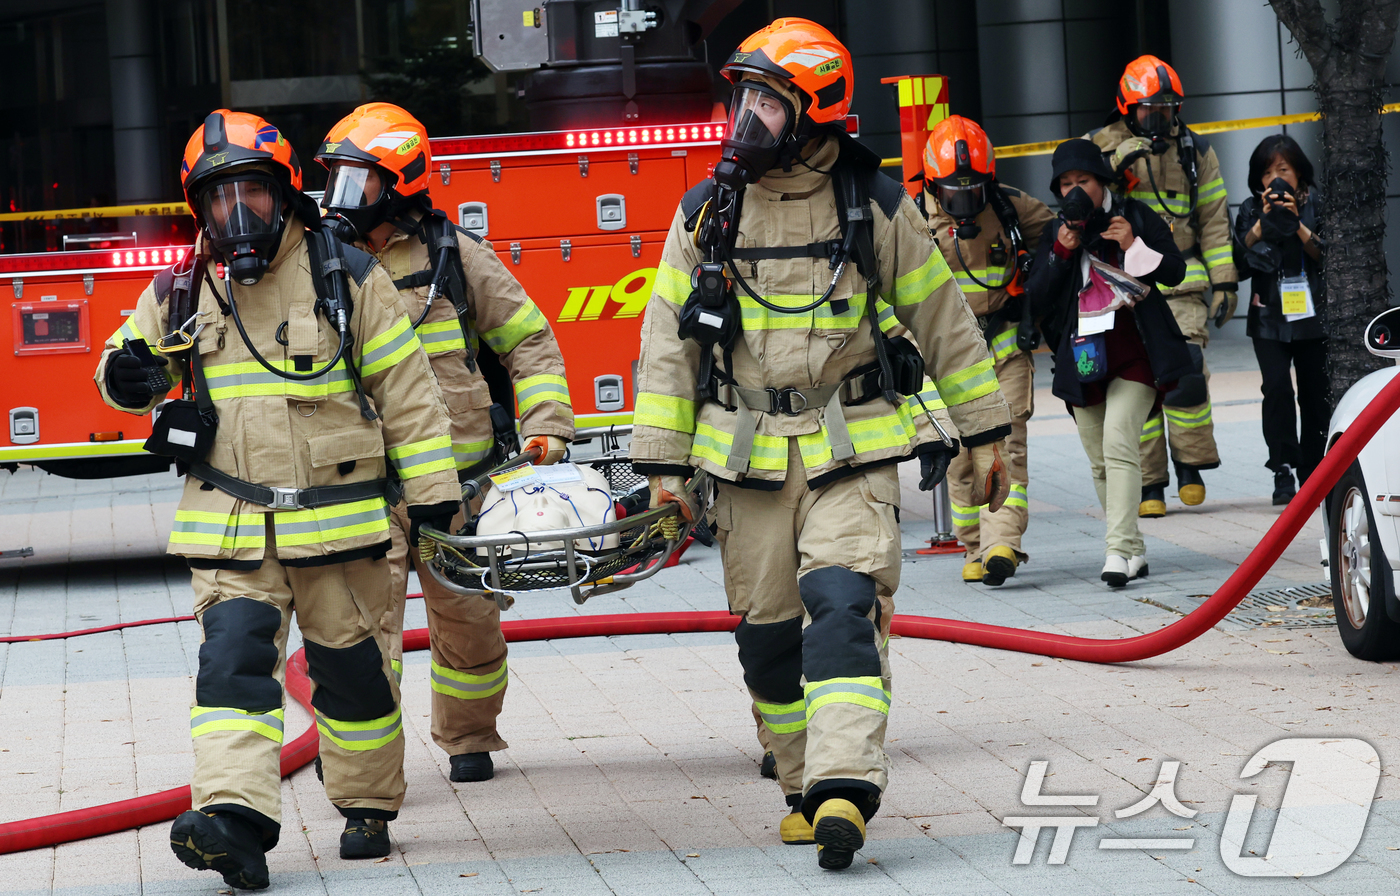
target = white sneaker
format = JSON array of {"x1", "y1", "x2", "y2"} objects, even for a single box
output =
[
  {"x1": 1101, "y1": 555, "x2": 1129, "y2": 588},
  {"x1": 1128, "y1": 555, "x2": 1149, "y2": 580}
]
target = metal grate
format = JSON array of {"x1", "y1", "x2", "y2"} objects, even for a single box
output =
[{"x1": 1135, "y1": 582, "x2": 1335, "y2": 628}]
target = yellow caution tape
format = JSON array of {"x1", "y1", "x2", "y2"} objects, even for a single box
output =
[
  {"x1": 881, "y1": 102, "x2": 1400, "y2": 167},
  {"x1": 0, "y1": 202, "x2": 191, "y2": 223}
]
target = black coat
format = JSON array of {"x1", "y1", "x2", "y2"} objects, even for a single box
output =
[
  {"x1": 1232, "y1": 193, "x2": 1325, "y2": 342},
  {"x1": 1026, "y1": 195, "x2": 1195, "y2": 406}
]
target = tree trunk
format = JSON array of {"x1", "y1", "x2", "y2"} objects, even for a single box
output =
[
  {"x1": 1316, "y1": 56, "x2": 1392, "y2": 404},
  {"x1": 1267, "y1": 0, "x2": 1400, "y2": 404}
]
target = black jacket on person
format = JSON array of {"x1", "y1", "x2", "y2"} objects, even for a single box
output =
[
  {"x1": 1026, "y1": 193, "x2": 1195, "y2": 406},
  {"x1": 1232, "y1": 192, "x2": 1325, "y2": 342}
]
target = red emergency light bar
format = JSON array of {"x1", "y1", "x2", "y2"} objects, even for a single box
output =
[
  {"x1": 0, "y1": 245, "x2": 189, "y2": 274},
  {"x1": 431, "y1": 116, "x2": 859, "y2": 158}
]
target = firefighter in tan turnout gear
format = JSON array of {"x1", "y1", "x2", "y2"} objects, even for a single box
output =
[
  {"x1": 632, "y1": 19, "x2": 1011, "y2": 871},
  {"x1": 1090, "y1": 56, "x2": 1237, "y2": 516},
  {"x1": 317, "y1": 103, "x2": 575, "y2": 785},
  {"x1": 95, "y1": 110, "x2": 461, "y2": 889},
  {"x1": 921, "y1": 116, "x2": 1053, "y2": 586}
]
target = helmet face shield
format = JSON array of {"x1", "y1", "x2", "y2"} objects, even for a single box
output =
[
  {"x1": 321, "y1": 162, "x2": 394, "y2": 241},
  {"x1": 714, "y1": 81, "x2": 796, "y2": 190},
  {"x1": 197, "y1": 172, "x2": 285, "y2": 285},
  {"x1": 1131, "y1": 101, "x2": 1180, "y2": 139},
  {"x1": 934, "y1": 182, "x2": 987, "y2": 221}
]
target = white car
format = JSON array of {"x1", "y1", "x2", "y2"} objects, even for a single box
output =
[{"x1": 1325, "y1": 307, "x2": 1400, "y2": 659}]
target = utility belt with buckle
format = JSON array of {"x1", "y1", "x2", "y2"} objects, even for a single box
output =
[
  {"x1": 707, "y1": 364, "x2": 885, "y2": 474},
  {"x1": 188, "y1": 462, "x2": 391, "y2": 510}
]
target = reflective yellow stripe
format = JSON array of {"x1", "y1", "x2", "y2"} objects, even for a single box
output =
[
  {"x1": 1128, "y1": 189, "x2": 1192, "y2": 217},
  {"x1": 388, "y1": 435, "x2": 455, "y2": 478},
  {"x1": 1165, "y1": 403, "x2": 1212, "y2": 428},
  {"x1": 889, "y1": 250, "x2": 952, "y2": 306},
  {"x1": 936, "y1": 357, "x2": 999, "y2": 406},
  {"x1": 755, "y1": 698, "x2": 807, "y2": 735},
  {"x1": 991, "y1": 326, "x2": 1019, "y2": 360},
  {"x1": 1004, "y1": 483, "x2": 1028, "y2": 509},
  {"x1": 904, "y1": 379, "x2": 946, "y2": 413},
  {"x1": 951, "y1": 503, "x2": 980, "y2": 527},
  {"x1": 876, "y1": 301, "x2": 898, "y2": 334},
  {"x1": 315, "y1": 707, "x2": 402, "y2": 751},
  {"x1": 952, "y1": 267, "x2": 1011, "y2": 294},
  {"x1": 1197, "y1": 177, "x2": 1227, "y2": 204},
  {"x1": 805, "y1": 676, "x2": 891, "y2": 716},
  {"x1": 1176, "y1": 258, "x2": 1210, "y2": 288},
  {"x1": 169, "y1": 509, "x2": 266, "y2": 551},
  {"x1": 430, "y1": 658, "x2": 507, "y2": 700},
  {"x1": 691, "y1": 424, "x2": 788, "y2": 472},
  {"x1": 359, "y1": 315, "x2": 422, "y2": 377},
  {"x1": 1140, "y1": 414, "x2": 1164, "y2": 443},
  {"x1": 515, "y1": 373, "x2": 571, "y2": 414},
  {"x1": 272, "y1": 498, "x2": 390, "y2": 546},
  {"x1": 1202, "y1": 245, "x2": 1232, "y2": 264},
  {"x1": 202, "y1": 359, "x2": 353, "y2": 401},
  {"x1": 390, "y1": 659, "x2": 403, "y2": 684},
  {"x1": 453, "y1": 439, "x2": 493, "y2": 470},
  {"x1": 634, "y1": 392, "x2": 695, "y2": 433},
  {"x1": 417, "y1": 319, "x2": 466, "y2": 354},
  {"x1": 114, "y1": 316, "x2": 145, "y2": 348},
  {"x1": 190, "y1": 707, "x2": 284, "y2": 742},
  {"x1": 736, "y1": 291, "x2": 869, "y2": 330},
  {"x1": 654, "y1": 261, "x2": 690, "y2": 306},
  {"x1": 482, "y1": 301, "x2": 547, "y2": 354}
]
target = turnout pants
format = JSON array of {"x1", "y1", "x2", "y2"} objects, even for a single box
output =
[
  {"x1": 948, "y1": 345, "x2": 1033, "y2": 561},
  {"x1": 381, "y1": 501, "x2": 509, "y2": 756},
  {"x1": 189, "y1": 521, "x2": 404, "y2": 847},
  {"x1": 1140, "y1": 293, "x2": 1220, "y2": 486},
  {"x1": 719, "y1": 440, "x2": 901, "y2": 822}
]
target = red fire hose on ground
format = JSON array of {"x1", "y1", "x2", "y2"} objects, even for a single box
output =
[{"x1": 3, "y1": 373, "x2": 1398, "y2": 857}]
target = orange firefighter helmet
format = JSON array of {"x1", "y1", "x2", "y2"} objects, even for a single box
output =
[
  {"x1": 923, "y1": 115, "x2": 995, "y2": 187},
  {"x1": 315, "y1": 102, "x2": 432, "y2": 198},
  {"x1": 721, "y1": 18, "x2": 853, "y2": 125},
  {"x1": 179, "y1": 110, "x2": 302, "y2": 215},
  {"x1": 1116, "y1": 55, "x2": 1184, "y2": 115}
]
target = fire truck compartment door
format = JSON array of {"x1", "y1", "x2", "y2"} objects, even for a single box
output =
[{"x1": 441, "y1": 158, "x2": 684, "y2": 241}]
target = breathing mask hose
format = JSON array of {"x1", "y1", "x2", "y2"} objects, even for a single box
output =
[
  {"x1": 952, "y1": 231, "x2": 1018, "y2": 291},
  {"x1": 1143, "y1": 148, "x2": 1197, "y2": 220},
  {"x1": 219, "y1": 269, "x2": 350, "y2": 381},
  {"x1": 411, "y1": 242, "x2": 456, "y2": 329}
]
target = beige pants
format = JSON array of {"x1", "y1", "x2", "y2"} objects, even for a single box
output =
[
  {"x1": 1075, "y1": 378, "x2": 1158, "y2": 558},
  {"x1": 948, "y1": 346, "x2": 1033, "y2": 560},
  {"x1": 382, "y1": 501, "x2": 509, "y2": 756},
  {"x1": 189, "y1": 521, "x2": 404, "y2": 839},
  {"x1": 1141, "y1": 294, "x2": 1220, "y2": 486},
  {"x1": 718, "y1": 440, "x2": 900, "y2": 819}
]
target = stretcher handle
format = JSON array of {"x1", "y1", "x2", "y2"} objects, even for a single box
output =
[{"x1": 460, "y1": 446, "x2": 544, "y2": 502}]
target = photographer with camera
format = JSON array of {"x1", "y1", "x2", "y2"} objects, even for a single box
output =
[
  {"x1": 1027, "y1": 139, "x2": 1193, "y2": 587},
  {"x1": 1233, "y1": 134, "x2": 1326, "y2": 505}
]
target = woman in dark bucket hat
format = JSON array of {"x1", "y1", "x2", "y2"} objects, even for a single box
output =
[{"x1": 1026, "y1": 139, "x2": 1193, "y2": 587}]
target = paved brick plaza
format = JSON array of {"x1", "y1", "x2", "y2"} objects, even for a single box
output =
[{"x1": 3, "y1": 322, "x2": 1398, "y2": 895}]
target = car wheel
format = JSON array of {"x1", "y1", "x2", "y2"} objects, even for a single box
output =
[{"x1": 1329, "y1": 462, "x2": 1400, "y2": 660}]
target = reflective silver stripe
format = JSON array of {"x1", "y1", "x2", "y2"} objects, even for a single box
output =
[
  {"x1": 313, "y1": 710, "x2": 402, "y2": 742},
  {"x1": 273, "y1": 506, "x2": 389, "y2": 535},
  {"x1": 360, "y1": 324, "x2": 417, "y2": 370},
  {"x1": 516, "y1": 380, "x2": 568, "y2": 405},
  {"x1": 804, "y1": 681, "x2": 890, "y2": 705},
  {"x1": 759, "y1": 707, "x2": 807, "y2": 727},
  {"x1": 392, "y1": 443, "x2": 454, "y2": 470},
  {"x1": 189, "y1": 708, "x2": 285, "y2": 733},
  {"x1": 431, "y1": 664, "x2": 509, "y2": 694}
]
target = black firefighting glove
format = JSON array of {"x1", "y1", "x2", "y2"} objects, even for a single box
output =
[
  {"x1": 918, "y1": 443, "x2": 958, "y2": 491},
  {"x1": 408, "y1": 500, "x2": 460, "y2": 556},
  {"x1": 104, "y1": 344, "x2": 170, "y2": 408}
]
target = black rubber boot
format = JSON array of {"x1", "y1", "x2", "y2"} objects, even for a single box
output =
[
  {"x1": 1139, "y1": 485, "x2": 1167, "y2": 518},
  {"x1": 450, "y1": 751, "x2": 494, "y2": 782},
  {"x1": 1273, "y1": 466, "x2": 1297, "y2": 506},
  {"x1": 760, "y1": 750, "x2": 778, "y2": 780},
  {"x1": 340, "y1": 817, "x2": 391, "y2": 859},
  {"x1": 170, "y1": 809, "x2": 270, "y2": 890},
  {"x1": 1176, "y1": 463, "x2": 1206, "y2": 506}
]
